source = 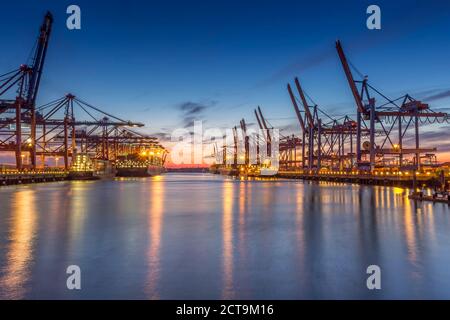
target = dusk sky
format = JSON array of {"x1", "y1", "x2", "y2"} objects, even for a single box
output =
[{"x1": 1, "y1": 0, "x2": 450, "y2": 160}]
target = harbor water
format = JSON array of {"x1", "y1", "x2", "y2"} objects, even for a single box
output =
[{"x1": 0, "y1": 173, "x2": 449, "y2": 299}]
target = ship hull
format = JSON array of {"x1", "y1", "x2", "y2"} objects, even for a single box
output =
[
  {"x1": 93, "y1": 160, "x2": 116, "y2": 179},
  {"x1": 260, "y1": 168, "x2": 278, "y2": 176},
  {"x1": 68, "y1": 171, "x2": 99, "y2": 181},
  {"x1": 116, "y1": 165, "x2": 165, "y2": 177},
  {"x1": 218, "y1": 167, "x2": 239, "y2": 176}
]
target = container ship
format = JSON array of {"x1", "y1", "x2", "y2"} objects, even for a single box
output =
[
  {"x1": 69, "y1": 154, "x2": 118, "y2": 180},
  {"x1": 116, "y1": 149, "x2": 167, "y2": 177},
  {"x1": 68, "y1": 154, "x2": 98, "y2": 180}
]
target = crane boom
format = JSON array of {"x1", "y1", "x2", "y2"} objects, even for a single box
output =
[
  {"x1": 335, "y1": 40, "x2": 366, "y2": 114},
  {"x1": 254, "y1": 109, "x2": 264, "y2": 130},
  {"x1": 240, "y1": 118, "x2": 248, "y2": 138},
  {"x1": 27, "y1": 11, "x2": 53, "y2": 107},
  {"x1": 257, "y1": 106, "x2": 271, "y2": 143},
  {"x1": 287, "y1": 84, "x2": 306, "y2": 132},
  {"x1": 294, "y1": 77, "x2": 314, "y2": 128}
]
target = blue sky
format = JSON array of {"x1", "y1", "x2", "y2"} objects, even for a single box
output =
[{"x1": 1, "y1": 0, "x2": 450, "y2": 141}]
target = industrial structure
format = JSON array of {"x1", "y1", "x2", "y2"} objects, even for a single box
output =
[
  {"x1": 0, "y1": 12, "x2": 166, "y2": 184},
  {"x1": 211, "y1": 105, "x2": 301, "y2": 176},
  {"x1": 212, "y1": 40, "x2": 450, "y2": 191},
  {"x1": 2, "y1": 12, "x2": 447, "y2": 191}
]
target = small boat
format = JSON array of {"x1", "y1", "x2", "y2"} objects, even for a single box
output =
[
  {"x1": 260, "y1": 167, "x2": 278, "y2": 176},
  {"x1": 408, "y1": 191, "x2": 450, "y2": 203}
]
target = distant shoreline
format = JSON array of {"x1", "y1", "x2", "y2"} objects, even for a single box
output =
[{"x1": 166, "y1": 167, "x2": 209, "y2": 173}]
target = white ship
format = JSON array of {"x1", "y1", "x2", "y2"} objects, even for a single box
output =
[{"x1": 260, "y1": 167, "x2": 278, "y2": 176}]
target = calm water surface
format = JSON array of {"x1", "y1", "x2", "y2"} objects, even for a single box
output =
[{"x1": 0, "y1": 173, "x2": 449, "y2": 299}]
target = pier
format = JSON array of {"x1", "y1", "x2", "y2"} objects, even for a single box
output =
[
  {"x1": 0, "y1": 170, "x2": 68, "y2": 185},
  {"x1": 277, "y1": 170, "x2": 443, "y2": 186}
]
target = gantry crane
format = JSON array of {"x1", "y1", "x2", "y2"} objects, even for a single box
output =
[
  {"x1": 0, "y1": 12, "x2": 53, "y2": 169},
  {"x1": 336, "y1": 40, "x2": 448, "y2": 171},
  {"x1": 288, "y1": 76, "x2": 368, "y2": 171},
  {"x1": 36, "y1": 94, "x2": 147, "y2": 169}
]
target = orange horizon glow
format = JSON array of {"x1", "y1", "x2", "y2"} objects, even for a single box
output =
[{"x1": 1, "y1": 150, "x2": 450, "y2": 169}]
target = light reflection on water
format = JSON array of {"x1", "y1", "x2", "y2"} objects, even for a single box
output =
[
  {"x1": 146, "y1": 176, "x2": 164, "y2": 299},
  {"x1": 0, "y1": 190, "x2": 37, "y2": 299},
  {"x1": 0, "y1": 173, "x2": 449, "y2": 299},
  {"x1": 222, "y1": 181, "x2": 234, "y2": 299}
]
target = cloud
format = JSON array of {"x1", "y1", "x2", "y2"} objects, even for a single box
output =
[
  {"x1": 256, "y1": 47, "x2": 334, "y2": 87},
  {"x1": 419, "y1": 131, "x2": 448, "y2": 141},
  {"x1": 177, "y1": 100, "x2": 217, "y2": 128},
  {"x1": 152, "y1": 132, "x2": 171, "y2": 142},
  {"x1": 437, "y1": 143, "x2": 450, "y2": 153},
  {"x1": 278, "y1": 122, "x2": 301, "y2": 133},
  {"x1": 150, "y1": 127, "x2": 173, "y2": 142},
  {"x1": 179, "y1": 102, "x2": 207, "y2": 115},
  {"x1": 402, "y1": 126, "x2": 449, "y2": 147},
  {"x1": 422, "y1": 89, "x2": 450, "y2": 102}
]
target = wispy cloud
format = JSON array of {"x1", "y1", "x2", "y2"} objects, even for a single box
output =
[
  {"x1": 278, "y1": 122, "x2": 301, "y2": 133},
  {"x1": 422, "y1": 89, "x2": 450, "y2": 102},
  {"x1": 403, "y1": 126, "x2": 449, "y2": 146},
  {"x1": 177, "y1": 100, "x2": 217, "y2": 127},
  {"x1": 151, "y1": 127, "x2": 172, "y2": 142},
  {"x1": 256, "y1": 47, "x2": 334, "y2": 87}
]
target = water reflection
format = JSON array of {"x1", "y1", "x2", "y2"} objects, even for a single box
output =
[
  {"x1": 222, "y1": 181, "x2": 234, "y2": 299},
  {"x1": 404, "y1": 198, "x2": 419, "y2": 265},
  {"x1": 68, "y1": 182, "x2": 89, "y2": 255},
  {"x1": 357, "y1": 186, "x2": 380, "y2": 264},
  {"x1": 237, "y1": 181, "x2": 249, "y2": 273},
  {"x1": 0, "y1": 175, "x2": 449, "y2": 299},
  {"x1": 0, "y1": 189, "x2": 37, "y2": 299},
  {"x1": 146, "y1": 176, "x2": 165, "y2": 299}
]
